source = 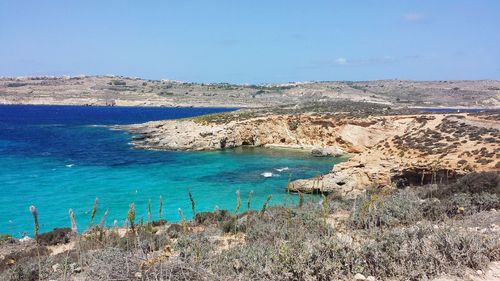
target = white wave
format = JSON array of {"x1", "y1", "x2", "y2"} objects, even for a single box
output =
[
  {"x1": 275, "y1": 167, "x2": 289, "y2": 172},
  {"x1": 261, "y1": 172, "x2": 273, "y2": 178},
  {"x1": 66, "y1": 164, "x2": 75, "y2": 168}
]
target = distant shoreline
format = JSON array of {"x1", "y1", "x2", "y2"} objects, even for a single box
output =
[
  {"x1": 0, "y1": 103, "x2": 241, "y2": 110},
  {"x1": 2, "y1": 76, "x2": 499, "y2": 109}
]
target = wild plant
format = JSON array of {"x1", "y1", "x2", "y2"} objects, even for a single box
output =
[
  {"x1": 224, "y1": 190, "x2": 242, "y2": 233},
  {"x1": 286, "y1": 173, "x2": 292, "y2": 193},
  {"x1": 159, "y1": 195, "x2": 163, "y2": 219},
  {"x1": 298, "y1": 191, "x2": 304, "y2": 208},
  {"x1": 68, "y1": 207, "x2": 84, "y2": 273},
  {"x1": 235, "y1": 190, "x2": 241, "y2": 214},
  {"x1": 147, "y1": 199, "x2": 152, "y2": 224},
  {"x1": 29, "y1": 205, "x2": 39, "y2": 240},
  {"x1": 285, "y1": 173, "x2": 293, "y2": 207},
  {"x1": 99, "y1": 209, "x2": 108, "y2": 229},
  {"x1": 90, "y1": 197, "x2": 98, "y2": 225},
  {"x1": 321, "y1": 194, "x2": 329, "y2": 224},
  {"x1": 127, "y1": 203, "x2": 136, "y2": 231},
  {"x1": 29, "y1": 205, "x2": 41, "y2": 281},
  {"x1": 178, "y1": 208, "x2": 188, "y2": 234},
  {"x1": 260, "y1": 195, "x2": 272, "y2": 218},
  {"x1": 247, "y1": 191, "x2": 253, "y2": 210},
  {"x1": 69, "y1": 208, "x2": 78, "y2": 234},
  {"x1": 188, "y1": 191, "x2": 196, "y2": 217}
]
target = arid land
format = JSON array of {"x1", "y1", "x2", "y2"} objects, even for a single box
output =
[{"x1": 1, "y1": 75, "x2": 499, "y2": 108}]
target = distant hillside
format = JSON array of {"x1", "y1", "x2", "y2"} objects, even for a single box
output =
[{"x1": 0, "y1": 76, "x2": 499, "y2": 108}]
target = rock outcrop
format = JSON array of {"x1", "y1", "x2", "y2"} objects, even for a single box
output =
[{"x1": 311, "y1": 147, "x2": 345, "y2": 157}]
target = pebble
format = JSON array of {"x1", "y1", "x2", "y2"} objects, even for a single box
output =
[
  {"x1": 367, "y1": 277, "x2": 376, "y2": 281},
  {"x1": 354, "y1": 273, "x2": 366, "y2": 280}
]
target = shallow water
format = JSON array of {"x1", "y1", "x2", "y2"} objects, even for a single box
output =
[{"x1": 0, "y1": 105, "x2": 341, "y2": 236}]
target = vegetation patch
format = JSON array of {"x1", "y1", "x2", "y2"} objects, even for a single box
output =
[{"x1": 1, "y1": 172, "x2": 499, "y2": 280}]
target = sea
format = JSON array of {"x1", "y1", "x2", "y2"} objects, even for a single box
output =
[{"x1": 0, "y1": 105, "x2": 342, "y2": 236}]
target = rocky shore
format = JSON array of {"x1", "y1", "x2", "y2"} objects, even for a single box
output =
[{"x1": 119, "y1": 110, "x2": 500, "y2": 197}]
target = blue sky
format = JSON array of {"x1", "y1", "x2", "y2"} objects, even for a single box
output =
[{"x1": 1, "y1": 0, "x2": 499, "y2": 83}]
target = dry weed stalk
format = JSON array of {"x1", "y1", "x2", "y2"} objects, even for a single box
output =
[
  {"x1": 321, "y1": 194, "x2": 329, "y2": 224},
  {"x1": 178, "y1": 208, "x2": 188, "y2": 234},
  {"x1": 147, "y1": 199, "x2": 152, "y2": 224},
  {"x1": 159, "y1": 195, "x2": 163, "y2": 219},
  {"x1": 260, "y1": 195, "x2": 272, "y2": 218},
  {"x1": 69, "y1": 208, "x2": 78, "y2": 234},
  {"x1": 99, "y1": 209, "x2": 108, "y2": 229},
  {"x1": 90, "y1": 197, "x2": 98, "y2": 225},
  {"x1": 127, "y1": 203, "x2": 136, "y2": 231},
  {"x1": 247, "y1": 191, "x2": 253, "y2": 210},
  {"x1": 298, "y1": 191, "x2": 304, "y2": 208},
  {"x1": 29, "y1": 205, "x2": 41, "y2": 281},
  {"x1": 189, "y1": 191, "x2": 196, "y2": 217},
  {"x1": 235, "y1": 190, "x2": 241, "y2": 214}
]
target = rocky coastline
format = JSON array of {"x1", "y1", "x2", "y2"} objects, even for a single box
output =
[{"x1": 118, "y1": 109, "x2": 500, "y2": 198}]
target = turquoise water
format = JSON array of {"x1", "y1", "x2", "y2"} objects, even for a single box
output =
[{"x1": 0, "y1": 105, "x2": 341, "y2": 236}]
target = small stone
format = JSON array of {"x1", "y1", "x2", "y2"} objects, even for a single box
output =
[
  {"x1": 134, "y1": 272, "x2": 142, "y2": 278},
  {"x1": 52, "y1": 263, "x2": 61, "y2": 272},
  {"x1": 354, "y1": 273, "x2": 366, "y2": 280},
  {"x1": 366, "y1": 277, "x2": 376, "y2": 281},
  {"x1": 476, "y1": 270, "x2": 483, "y2": 275}
]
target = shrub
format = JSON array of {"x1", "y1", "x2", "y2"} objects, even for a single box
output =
[
  {"x1": 350, "y1": 190, "x2": 422, "y2": 229},
  {"x1": 195, "y1": 210, "x2": 231, "y2": 225},
  {"x1": 443, "y1": 192, "x2": 499, "y2": 216},
  {"x1": 37, "y1": 228, "x2": 71, "y2": 246},
  {"x1": 360, "y1": 225, "x2": 495, "y2": 279},
  {"x1": 440, "y1": 172, "x2": 499, "y2": 198},
  {"x1": 421, "y1": 198, "x2": 448, "y2": 221}
]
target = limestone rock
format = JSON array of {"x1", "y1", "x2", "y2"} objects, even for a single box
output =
[
  {"x1": 311, "y1": 146, "x2": 344, "y2": 157},
  {"x1": 354, "y1": 273, "x2": 367, "y2": 280}
]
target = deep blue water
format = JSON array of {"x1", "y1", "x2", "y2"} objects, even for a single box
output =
[{"x1": 0, "y1": 105, "x2": 340, "y2": 236}]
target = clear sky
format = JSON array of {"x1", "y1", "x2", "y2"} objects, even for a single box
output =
[{"x1": 1, "y1": 0, "x2": 499, "y2": 83}]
